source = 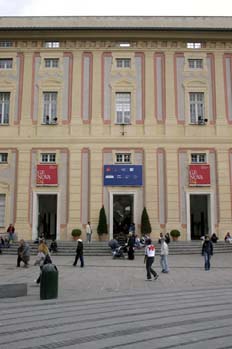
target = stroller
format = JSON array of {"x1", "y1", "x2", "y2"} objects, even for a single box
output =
[{"x1": 112, "y1": 245, "x2": 126, "y2": 259}]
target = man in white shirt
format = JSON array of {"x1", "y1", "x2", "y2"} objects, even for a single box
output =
[
  {"x1": 160, "y1": 237, "x2": 169, "y2": 273},
  {"x1": 144, "y1": 239, "x2": 159, "y2": 281},
  {"x1": 86, "y1": 222, "x2": 92, "y2": 243}
]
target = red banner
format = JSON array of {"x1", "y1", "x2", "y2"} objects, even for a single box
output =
[
  {"x1": 37, "y1": 164, "x2": 58, "y2": 185},
  {"x1": 189, "y1": 164, "x2": 210, "y2": 186}
]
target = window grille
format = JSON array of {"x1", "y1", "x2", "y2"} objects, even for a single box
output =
[
  {"x1": 187, "y1": 42, "x2": 202, "y2": 49},
  {"x1": 0, "y1": 41, "x2": 13, "y2": 47},
  {"x1": 0, "y1": 59, "x2": 13, "y2": 69},
  {"x1": 43, "y1": 92, "x2": 57, "y2": 124},
  {"x1": 41, "y1": 153, "x2": 56, "y2": 163},
  {"x1": 189, "y1": 92, "x2": 204, "y2": 124},
  {"x1": 115, "y1": 93, "x2": 131, "y2": 124},
  {"x1": 191, "y1": 153, "x2": 207, "y2": 163},
  {"x1": 44, "y1": 58, "x2": 59, "y2": 68},
  {"x1": 116, "y1": 58, "x2": 131, "y2": 68},
  {"x1": 44, "y1": 42, "x2": 60, "y2": 48},
  {"x1": 115, "y1": 153, "x2": 131, "y2": 163},
  {"x1": 0, "y1": 153, "x2": 8, "y2": 163},
  {"x1": 0, "y1": 92, "x2": 10, "y2": 124},
  {"x1": 188, "y1": 59, "x2": 203, "y2": 69}
]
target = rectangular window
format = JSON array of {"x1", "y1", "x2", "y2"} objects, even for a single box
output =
[
  {"x1": 115, "y1": 153, "x2": 131, "y2": 164},
  {"x1": 187, "y1": 42, "x2": 202, "y2": 49},
  {"x1": 0, "y1": 41, "x2": 13, "y2": 48},
  {"x1": 0, "y1": 153, "x2": 8, "y2": 163},
  {"x1": 44, "y1": 41, "x2": 60, "y2": 48},
  {"x1": 40, "y1": 153, "x2": 56, "y2": 163},
  {"x1": 189, "y1": 92, "x2": 204, "y2": 124},
  {"x1": 43, "y1": 92, "x2": 57, "y2": 124},
  {"x1": 0, "y1": 92, "x2": 10, "y2": 124},
  {"x1": 115, "y1": 92, "x2": 131, "y2": 124},
  {"x1": 44, "y1": 58, "x2": 59, "y2": 68},
  {"x1": 191, "y1": 153, "x2": 207, "y2": 163},
  {"x1": 188, "y1": 59, "x2": 203, "y2": 69},
  {"x1": 0, "y1": 194, "x2": 6, "y2": 227},
  {"x1": 0, "y1": 59, "x2": 13, "y2": 69},
  {"x1": 116, "y1": 58, "x2": 131, "y2": 68}
]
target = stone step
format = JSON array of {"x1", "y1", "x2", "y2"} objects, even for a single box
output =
[{"x1": 1, "y1": 241, "x2": 232, "y2": 256}]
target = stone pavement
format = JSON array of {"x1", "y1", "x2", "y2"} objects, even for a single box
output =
[{"x1": 0, "y1": 253, "x2": 232, "y2": 348}]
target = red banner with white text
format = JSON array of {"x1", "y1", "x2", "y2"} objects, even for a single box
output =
[
  {"x1": 36, "y1": 164, "x2": 58, "y2": 186},
  {"x1": 189, "y1": 164, "x2": 210, "y2": 186}
]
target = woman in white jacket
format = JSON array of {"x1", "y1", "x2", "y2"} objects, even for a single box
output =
[{"x1": 160, "y1": 238, "x2": 169, "y2": 273}]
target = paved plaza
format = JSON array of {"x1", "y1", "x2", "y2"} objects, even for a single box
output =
[{"x1": 0, "y1": 253, "x2": 232, "y2": 348}]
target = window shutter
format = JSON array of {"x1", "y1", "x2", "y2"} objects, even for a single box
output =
[{"x1": 0, "y1": 194, "x2": 6, "y2": 227}]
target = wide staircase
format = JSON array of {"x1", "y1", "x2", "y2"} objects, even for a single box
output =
[{"x1": 1, "y1": 240, "x2": 232, "y2": 256}]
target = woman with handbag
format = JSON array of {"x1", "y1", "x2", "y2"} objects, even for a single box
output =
[{"x1": 34, "y1": 242, "x2": 52, "y2": 284}]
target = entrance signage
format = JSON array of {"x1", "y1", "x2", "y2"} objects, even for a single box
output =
[
  {"x1": 36, "y1": 164, "x2": 58, "y2": 186},
  {"x1": 104, "y1": 165, "x2": 143, "y2": 186},
  {"x1": 189, "y1": 164, "x2": 210, "y2": 186}
]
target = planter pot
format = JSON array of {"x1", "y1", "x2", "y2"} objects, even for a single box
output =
[
  {"x1": 172, "y1": 236, "x2": 179, "y2": 241},
  {"x1": 98, "y1": 234, "x2": 108, "y2": 241},
  {"x1": 72, "y1": 236, "x2": 80, "y2": 241}
]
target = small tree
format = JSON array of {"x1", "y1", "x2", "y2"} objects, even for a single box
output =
[
  {"x1": 71, "y1": 229, "x2": 82, "y2": 239},
  {"x1": 97, "y1": 206, "x2": 108, "y2": 236},
  {"x1": 141, "y1": 207, "x2": 152, "y2": 235}
]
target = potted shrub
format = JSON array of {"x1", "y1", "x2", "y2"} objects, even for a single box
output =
[
  {"x1": 170, "y1": 229, "x2": 181, "y2": 241},
  {"x1": 71, "y1": 229, "x2": 82, "y2": 241},
  {"x1": 97, "y1": 206, "x2": 108, "y2": 240},
  {"x1": 141, "y1": 207, "x2": 152, "y2": 236}
]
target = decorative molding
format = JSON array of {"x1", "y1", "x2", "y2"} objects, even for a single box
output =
[{"x1": 14, "y1": 39, "x2": 232, "y2": 50}]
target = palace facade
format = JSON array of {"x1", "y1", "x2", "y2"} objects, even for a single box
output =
[{"x1": 0, "y1": 16, "x2": 232, "y2": 241}]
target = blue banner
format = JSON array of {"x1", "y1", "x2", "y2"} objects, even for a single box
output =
[{"x1": 104, "y1": 165, "x2": 143, "y2": 186}]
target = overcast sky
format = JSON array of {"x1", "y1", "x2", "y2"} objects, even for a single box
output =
[{"x1": 1, "y1": 0, "x2": 232, "y2": 16}]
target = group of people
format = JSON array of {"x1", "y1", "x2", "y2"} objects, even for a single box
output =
[
  {"x1": 0, "y1": 224, "x2": 17, "y2": 253},
  {"x1": 16, "y1": 237, "x2": 53, "y2": 284},
  {"x1": 202, "y1": 231, "x2": 232, "y2": 244},
  {"x1": 6, "y1": 221, "x2": 228, "y2": 281},
  {"x1": 107, "y1": 230, "x2": 170, "y2": 279}
]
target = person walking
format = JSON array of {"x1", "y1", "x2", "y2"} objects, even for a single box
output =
[
  {"x1": 34, "y1": 241, "x2": 52, "y2": 284},
  {"x1": 73, "y1": 238, "x2": 84, "y2": 267},
  {"x1": 127, "y1": 232, "x2": 135, "y2": 260},
  {"x1": 144, "y1": 238, "x2": 159, "y2": 281},
  {"x1": 160, "y1": 237, "x2": 169, "y2": 273},
  {"x1": 86, "y1": 222, "x2": 92, "y2": 243},
  {"x1": 202, "y1": 235, "x2": 213, "y2": 271},
  {"x1": 17, "y1": 239, "x2": 30, "y2": 267}
]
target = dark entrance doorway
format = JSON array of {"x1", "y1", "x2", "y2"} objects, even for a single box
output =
[
  {"x1": 113, "y1": 194, "x2": 133, "y2": 239},
  {"x1": 38, "y1": 194, "x2": 57, "y2": 240},
  {"x1": 190, "y1": 194, "x2": 209, "y2": 240}
]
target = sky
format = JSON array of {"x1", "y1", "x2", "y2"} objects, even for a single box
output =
[{"x1": 1, "y1": 0, "x2": 232, "y2": 17}]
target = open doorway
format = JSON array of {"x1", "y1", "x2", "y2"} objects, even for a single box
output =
[
  {"x1": 113, "y1": 194, "x2": 134, "y2": 239},
  {"x1": 37, "y1": 194, "x2": 57, "y2": 240},
  {"x1": 190, "y1": 194, "x2": 210, "y2": 240}
]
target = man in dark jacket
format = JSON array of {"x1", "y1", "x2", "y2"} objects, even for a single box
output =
[
  {"x1": 202, "y1": 235, "x2": 213, "y2": 271},
  {"x1": 73, "y1": 239, "x2": 84, "y2": 267},
  {"x1": 17, "y1": 239, "x2": 30, "y2": 267}
]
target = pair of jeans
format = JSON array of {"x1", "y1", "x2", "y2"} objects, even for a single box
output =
[
  {"x1": 146, "y1": 257, "x2": 157, "y2": 279},
  {"x1": 160, "y1": 255, "x2": 169, "y2": 272},
  {"x1": 73, "y1": 253, "x2": 84, "y2": 267},
  {"x1": 203, "y1": 252, "x2": 211, "y2": 270},
  {"x1": 86, "y1": 233, "x2": 91, "y2": 243}
]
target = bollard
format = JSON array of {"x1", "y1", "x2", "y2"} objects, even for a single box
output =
[{"x1": 40, "y1": 263, "x2": 58, "y2": 300}]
